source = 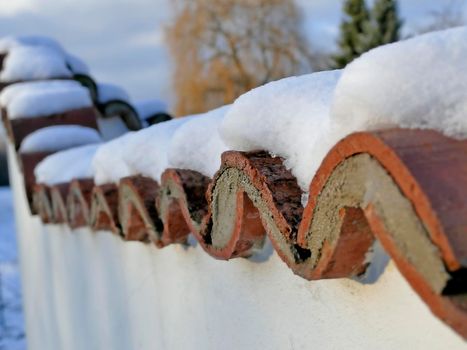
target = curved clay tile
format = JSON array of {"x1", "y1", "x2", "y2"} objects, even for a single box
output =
[
  {"x1": 118, "y1": 175, "x2": 162, "y2": 242},
  {"x1": 33, "y1": 183, "x2": 53, "y2": 223},
  {"x1": 50, "y1": 183, "x2": 69, "y2": 224},
  {"x1": 19, "y1": 151, "x2": 52, "y2": 212},
  {"x1": 97, "y1": 100, "x2": 142, "y2": 131},
  {"x1": 202, "y1": 128, "x2": 467, "y2": 338},
  {"x1": 2, "y1": 107, "x2": 98, "y2": 150},
  {"x1": 157, "y1": 169, "x2": 210, "y2": 248},
  {"x1": 28, "y1": 126, "x2": 467, "y2": 338},
  {"x1": 67, "y1": 178, "x2": 94, "y2": 229},
  {"x1": 89, "y1": 183, "x2": 121, "y2": 234}
]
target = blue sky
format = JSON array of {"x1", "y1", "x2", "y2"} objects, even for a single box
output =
[{"x1": 0, "y1": 0, "x2": 464, "y2": 110}]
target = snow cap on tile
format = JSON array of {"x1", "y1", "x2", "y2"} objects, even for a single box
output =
[
  {"x1": 35, "y1": 143, "x2": 100, "y2": 185},
  {"x1": 169, "y1": 105, "x2": 230, "y2": 178},
  {"x1": 0, "y1": 35, "x2": 90, "y2": 77},
  {"x1": 0, "y1": 80, "x2": 92, "y2": 119},
  {"x1": 1, "y1": 46, "x2": 73, "y2": 82},
  {"x1": 20, "y1": 125, "x2": 101, "y2": 153},
  {"x1": 93, "y1": 117, "x2": 191, "y2": 185},
  {"x1": 331, "y1": 26, "x2": 467, "y2": 139},
  {"x1": 221, "y1": 70, "x2": 342, "y2": 190}
]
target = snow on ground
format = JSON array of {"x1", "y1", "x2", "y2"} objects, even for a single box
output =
[
  {"x1": 93, "y1": 117, "x2": 191, "y2": 185},
  {"x1": 0, "y1": 80, "x2": 92, "y2": 119},
  {"x1": 35, "y1": 144, "x2": 100, "y2": 185},
  {"x1": 0, "y1": 187, "x2": 25, "y2": 350},
  {"x1": 169, "y1": 106, "x2": 229, "y2": 178},
  {"x1": 221, "y1": 70, "x2": 342, "y2": 190},
  {"x1": 19, "y1": 126, "x2": 101, "y2": 154}
]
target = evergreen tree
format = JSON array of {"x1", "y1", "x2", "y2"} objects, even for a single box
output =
[
  {"x1": 333, "y1": 0, "x2": 401, "y2": 68},
  {"x1": 333, "y1": 0, "x2": 371, "y2": 68},
  {"x1": 369, "y1": 0, "x2": 402, "y2": 47}
]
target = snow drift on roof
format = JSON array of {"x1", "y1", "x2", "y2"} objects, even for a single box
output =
[
  {"x1": 93, "y1": 117, "x2": 191, "y2": 185},
  {"x1": 169, "y1": 105, "x2": 230, "y2": 177},
  {"x1": 1, "y1": 46, "x2": 73, "y2": 82},
  {"x1": 20, "y1": 125, "x2": 101, "y2": 154},
  {"x1": 0, "y1": 35, "x2": 89, "y2": 76},
  {"x1": 221, "y1": 70, "x2": 342, "y2": 190},
  {"x1": 0, "y1": 80, "x2": 93, "y2": 119},
  {"x1": 35, "y1": 143, "x2": 100, "y2": 185},
  {"x1": 331, "y1": 26, "x2": 467, "y2": 139},
  {"x1": 91, "y1": 131, "x2": 136, "y2": 185}
]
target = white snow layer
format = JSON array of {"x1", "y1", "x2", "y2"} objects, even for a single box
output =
[
  {"x1": 35, "y1": 144, "x2": 100, "y2": 185},
  {"x1": 0, "y1": 80, "x2": 93, "y2": 119},
  {"x1": 0, "y1": 35, "x2": 89, "y2": 76},
  {"x1": 169, "y1": 106, "x2": 230, "y2": 177},
  {"x1": 1, "y1": 46, "x2": 73, "y2": 82},
  {"x1": 91, "y1": 131, "x2": 136, "y2": 185},
  {"x1": 93, "y1": 117, "x2": 191, "y2": 185},
  {"x1": 222, "y1": 27, "x2": 467, "y2": 191},
  {"x1": 97, "y1": 83, "x2": 131, "y2": 104},
  {"x1": 331, "y1": 26, "x2": 467, "y2": 139},
  {"x1": 19, "y1": 125, "x2": 101, "y2": 154},
  {"x1": 221, "y1": 70, "x2": 342, "y2": 190},
  {"x1": 134, "y1": 99, "x2": 167, "y2": 120}
]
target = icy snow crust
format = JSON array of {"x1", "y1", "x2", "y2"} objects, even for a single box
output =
[
  {"x1": 93, "y1": 117, "x2": 191, "y2": 185},
  {"x1": 0, "y1": 80, "x2": 93, "y2": 119},
  {"x1": 35, "y1": 144, "x2": 100, "y2": 185},
  {"x1": 20, "y1": 125, "x2": 101, "y2": 153},
  {"x1": 221, "y1": 70, "x2": 342, "y2": 190},
  {"x1": 169, "y1": 106, "x2": 230, "y2": 178},
  {"x1": 222, "y1": 27, "x2": 467, "y2": 191}
]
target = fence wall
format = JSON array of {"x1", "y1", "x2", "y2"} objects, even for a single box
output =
[{"x1": 8, "y1": 143, "x2": 466, "y2": 350}]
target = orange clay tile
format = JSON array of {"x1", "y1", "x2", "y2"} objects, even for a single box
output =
[
  {"x1": 90, "y1": 183, "x2": 121, "y2": 235},
  {"x1": 118, "y1": 175, "x2": 161, "y2": 243},
  {"x1": 67, "y1": 179, "x2": 94, "y2": 229},
  {"x1": 2, "y1": 106, "x2": 99, "y2": 150}
]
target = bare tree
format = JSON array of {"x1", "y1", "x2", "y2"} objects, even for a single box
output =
[{"x1": 165, "y1": 0, "x2": 313, "y2": 116}]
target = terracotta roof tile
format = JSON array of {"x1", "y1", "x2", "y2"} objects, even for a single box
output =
[
  {"x1": 2, "y1": 106, "x2": 99, "y2": 150},
  {"x1": 66, "y1": 178, "x2": 94, "y2": 229},
  {"x1": 25, "y1": 127, "x2": 467, "y2": 339}
]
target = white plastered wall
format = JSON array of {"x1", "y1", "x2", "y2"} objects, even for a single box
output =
[{"x1": 8, "y1": 144, "x2": 466, "y2": 350}]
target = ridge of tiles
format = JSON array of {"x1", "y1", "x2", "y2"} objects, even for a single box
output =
[{"x1": 18, "y1": 123, "x2": 467, "y2": 340}]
